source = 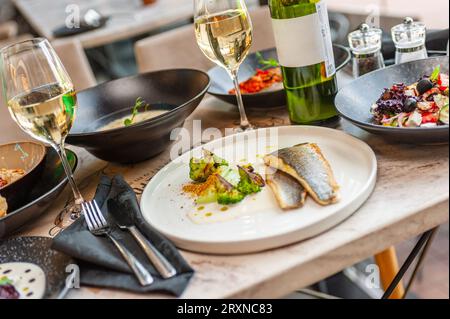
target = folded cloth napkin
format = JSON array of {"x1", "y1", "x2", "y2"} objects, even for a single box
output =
[{"x1": 52, "y1": 175, "x2": 194, "y2": 297}]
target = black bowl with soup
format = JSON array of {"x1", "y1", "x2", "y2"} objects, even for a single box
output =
[{"x1": 66, "y1": 69, "x2": 210, "y2": 163}]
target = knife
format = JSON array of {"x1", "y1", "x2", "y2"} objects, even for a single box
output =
[{"x1": 109, "y1": 204, "x2": 177, "y2": 279}]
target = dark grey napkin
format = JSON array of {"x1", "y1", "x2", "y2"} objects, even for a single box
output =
[{"x1": 51, "y1": 175, "x2": 194, "y2": 296}]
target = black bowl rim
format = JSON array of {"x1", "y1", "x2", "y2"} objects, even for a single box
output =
[
  {"x1": 338, "y1": 109, "x2": 450, "y2": 133},
  {"x1": 0, "y1": 148, "x2": 78, "y2": 221},
  {"x1": 207, "y1": 44, "x2": 352, "y2": 97},
  {"x1": 335, "y1": 55, "x2": 450, "y2": 133},
  {"x1": 0, "y1": 141, "x2": 47, "y2": 192},
  {"x1": 68, "y1": 68, "x2": 211, "y2": 137}
]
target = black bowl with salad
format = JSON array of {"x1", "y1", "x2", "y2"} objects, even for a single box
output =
[
  {"x1": 371, "y1": 65, "x2": 448, "y2": 128},
  {"x1": 335, "y1": 56, "x2": 449, "y2": 144}
]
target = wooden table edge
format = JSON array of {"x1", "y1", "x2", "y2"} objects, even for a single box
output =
[{"x1": 220, "y1": 199, "x2": 449, "y2": 299}]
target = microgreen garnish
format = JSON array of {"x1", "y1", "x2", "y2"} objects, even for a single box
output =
[
  {"x1": 0, "y1": 276, "x2": 13, "y2": 286},
  {"x1": 124, "y1": 97, "x2": 150, "y2": 127},
  {"x1": 255, "y1": 52, "x2": 279, "y2": 70},
  {"x1": 430, "y1": 65, "x2": 441, "y2": 82}
]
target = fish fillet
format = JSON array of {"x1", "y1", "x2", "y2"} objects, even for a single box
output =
[
  {"x1": 266, "y1": 167, "x2": 307, "y2": 210},
  {"x1": 264, "y1": 143, "x2": 339, "y2": 205}
]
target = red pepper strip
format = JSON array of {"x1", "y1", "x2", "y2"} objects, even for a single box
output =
[
  {"x1": 229, "y1": 68, "x2": 282, "y2": 94},
  {"x1": 421, "y1": 111, "x2": 439, "y2": 123}
]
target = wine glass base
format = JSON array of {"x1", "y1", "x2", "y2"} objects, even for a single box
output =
[
  {"x1": 56, "y1": 202, "x2": 83, "y2": 230},
  {"x1": 233, "y1": 124, "x2": 256, "y2": 133}
]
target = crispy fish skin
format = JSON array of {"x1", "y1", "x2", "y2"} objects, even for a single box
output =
[
  {"x1": 266, "y1": 167, "x2": 307, "y2": 210},
  {"x1": 264, "y1": 143, "x2": 339, "y2": 205}
]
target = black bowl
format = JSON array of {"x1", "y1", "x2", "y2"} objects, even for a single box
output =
[
  {"x1": 0, "y1": 142, "x2": 47, "y2": 212},
  {"x1": 335, "y1": 56, "x2": 449, "y2": 144},
  {"x1": 0, "y1": 148, "x2": 78, "y2": 238},
  {"x1": 67, "y1": 69, "x2": 210, "y2": 163},
  {"x1": 208, "y1": 44, "x2": 351, "y2": 109}
]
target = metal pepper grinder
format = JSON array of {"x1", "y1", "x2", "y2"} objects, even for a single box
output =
[
  {"x1": 348, "y1": 24, "x2": 385, "y2": 78},
  {"x1": 392, "y1": 17, "x2": 428, "y2": 64}
]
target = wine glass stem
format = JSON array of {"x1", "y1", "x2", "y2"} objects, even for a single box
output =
[
  {"x1": 230, "y1": 69, "x2": 251, "y2": 130},
  {"x1": 55, "y1": 143, "x2": 84, "y2": 205}
]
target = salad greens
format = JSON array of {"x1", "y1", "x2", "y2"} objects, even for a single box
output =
[
  {"x1": 371, "y1": 66, "x2": 449, "y2": 127},
  {"x1": 0, "y1": 276, "x2": 13, "y2": 286},
  {"x1": 430, "y1": 65, "x2": 441, "y2": 82}
]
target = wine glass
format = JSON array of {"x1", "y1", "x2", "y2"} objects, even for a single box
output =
[
  {"x1": 194, "y1": 0, "x2": 253, "y2": 131},
  {"x1": 0, "y1": 38, "x2": 84, "y2": 219}
]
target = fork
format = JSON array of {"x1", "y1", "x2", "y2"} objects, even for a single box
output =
[{"x1": 82, "y1": 200, "x2": 154, "y2": 286}]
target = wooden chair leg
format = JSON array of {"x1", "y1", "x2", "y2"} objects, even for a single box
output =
[{"x1": 375, "y1": 247, "x2": 405, "y2": 299}]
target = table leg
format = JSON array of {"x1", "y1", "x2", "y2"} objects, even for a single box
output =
[{"x1": 382, "y1": 227, "x2": 440, "y2": 299}]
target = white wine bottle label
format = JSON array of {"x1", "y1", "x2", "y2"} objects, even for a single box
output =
[
  {"x1": 271, "y1": 1, "x2": 336, "y2": 78},
  {"x1": 315, "y1": 1, "x2": 336, "y2": 77}
]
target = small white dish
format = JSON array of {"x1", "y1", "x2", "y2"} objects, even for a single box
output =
[
  {"x1": 140, "y1": 126, "x2": 377, "y2": 254},
  {"x1": 0, "y1": 262, "x2": 46, "y2": 299}
]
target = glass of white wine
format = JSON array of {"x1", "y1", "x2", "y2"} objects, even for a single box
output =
[
  {"x1": 194, "y1": 0, "x2": 253, "y2": 130},
  {"x1": 0, "y1": 38, "x2": 84, "y2": 219}
]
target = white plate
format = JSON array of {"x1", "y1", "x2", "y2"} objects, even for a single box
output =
[{"x1": 141, "y1": 126, "x2": 377, "y2": 254}]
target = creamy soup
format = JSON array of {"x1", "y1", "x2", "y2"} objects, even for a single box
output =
[{"x1": 98, "y1": 110, "x2": 168, "y2": 132}]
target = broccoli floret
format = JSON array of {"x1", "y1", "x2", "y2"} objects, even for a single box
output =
[
  {"x1": 195, "y1": 174, "x2": 244, "y2": 205},
  {"x1": 196, "y1": 186, "x2": 218, "y2": 204},
  {"x1": 216, "y1": 175, "x2": 245, "y2": 205},
  {"x1": 189, "y1": 150, "x2": 228, "y2": 182},
  {"x1": 189, "y1": 157, "x2": 215, "y2": 182},
  {"x1": 237, "y1": 179, "x2": 261, "y2": 195},
  {"x1": 188, "y1": 174, "x2": 219, "y2": 204},
  {"x1": 204, "y1": 149, "x2": 228, "y2": 167},
  {"x1": 187, "y1": 158, "x2": 264, "y2": 205},
  {"x1": 217, "y1": 190, "x2": 245, "y2": 205},
  {"x1": 237, "y1": 165, "x2": 265, "y2": 195}
]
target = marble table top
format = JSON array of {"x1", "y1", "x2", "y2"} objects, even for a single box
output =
[
  {"x1": 9, "y1": 93, "x2": 448, "y2": 299},
  {"x1": 13, "y1": 0, "x2": 259, "y2": 49}
]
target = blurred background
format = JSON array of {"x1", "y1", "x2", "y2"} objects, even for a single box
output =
[
  {"x1": 2, "y1": 0, "x2": 448, "y2": 81},
  {"x1": 0, "y1": 0, "x2": 448, "y2": 299}
]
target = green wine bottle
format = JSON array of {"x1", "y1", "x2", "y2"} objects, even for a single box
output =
[{"x1": 269, "y1": 0, "x2": 338, "y2": 124}]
